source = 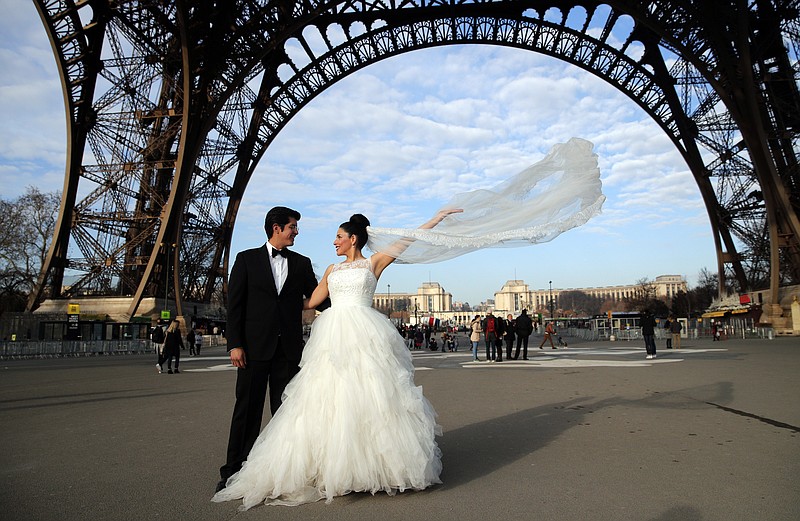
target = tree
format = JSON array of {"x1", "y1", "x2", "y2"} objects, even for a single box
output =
[
  {"x1": 670, "y1": 268, "x2": 720, "y2": 317},
  {"x1": 692, "y1": 267, "x2": 719, "y2": 309},
  {"x1": 624, "y1": 277, "x2": 668, "y2": 315},
  {"x1": 0, "y1": 187, "x2": 60, "y2": 313},
  {"x1": 558, "y1": 290, "x2": 603, "y2": 317}
]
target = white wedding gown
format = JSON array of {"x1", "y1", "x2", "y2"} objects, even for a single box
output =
[{"x1": 212, "y1": 258, "x2": 443, "y2": 509}]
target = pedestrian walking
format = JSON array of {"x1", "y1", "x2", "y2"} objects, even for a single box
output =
[
  {"x1": 539, "y1": 321, "x2": 557, "y2": 349},
  {"x1": 162, "y1": 319, "x2": 185, "y2": 374}
]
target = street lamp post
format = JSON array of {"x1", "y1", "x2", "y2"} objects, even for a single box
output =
[
  {"x1": 549, "y1": 280, "x2": 554, "y2": 319},
  {"x1": 162, "y1": 242, "x2": 172, "y2": 322}
]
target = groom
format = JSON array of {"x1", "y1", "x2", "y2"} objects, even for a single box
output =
[{"x1": 216, "y1": 206, "x2": 328, "y2": 492}]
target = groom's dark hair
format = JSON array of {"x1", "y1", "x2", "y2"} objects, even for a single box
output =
[{"x1": 265, "y1": 206, "x2": 301, "y2": 238}]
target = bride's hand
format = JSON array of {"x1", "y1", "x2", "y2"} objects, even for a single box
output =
[
  {"x1": 422, "y1": 208, "x2": 463, "y2": 229},
  {"x1": 439, "y1": 208, "x2": 463, "y2": 219}
]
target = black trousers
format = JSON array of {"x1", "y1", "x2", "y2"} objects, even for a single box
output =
[
  {"x1": 157, "y1": 349, "x2": 179, "y2": 368},
  {"x1": 505, "y1": 337, "x2": 515, "y2": 359},
  {"x1": 485, "y1": 332, "x2": 498, "y2": 360},
  {"x1": 219, "y1": 340, "x2": 298, "y2": 481},
  {"x1": 166, "y1": 350, "x2": 180, "y2": 369},
  {"x1": 514, "y1": 334, "x2": 530, "y2": 359},
  {"x1": 644, "y1": 334, "x2": 656, "y2": 355}
]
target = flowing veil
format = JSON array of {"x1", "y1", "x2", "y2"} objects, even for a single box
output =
[{"x1": 366, "y1": 137, "x2": 606, "y2": 264}]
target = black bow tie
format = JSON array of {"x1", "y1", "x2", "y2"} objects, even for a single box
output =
[{"x1": 271, "y1": 248, "x2": 287, "y2": 258}]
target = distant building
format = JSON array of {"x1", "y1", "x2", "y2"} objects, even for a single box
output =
[
  {"x1": 372, "y1": 275, "x2": 688, "y2": 327},
  {"x1": 373, "y1": 282, "x2": 478, "y2": 327},
  {"x1": 493, "y1": 275, "x2": 688, "y2": 316},
  {"x1": 373, "y1": 282, "x2": 453, "y2": 315}
]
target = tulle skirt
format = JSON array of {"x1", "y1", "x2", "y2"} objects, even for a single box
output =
[{"x1": 211, "y1": 304, "x2": 443, "y2": 509}]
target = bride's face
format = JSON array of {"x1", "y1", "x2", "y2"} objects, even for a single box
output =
[{"x1": 333, "y1": 228, "x2": 356, "y2": 256}]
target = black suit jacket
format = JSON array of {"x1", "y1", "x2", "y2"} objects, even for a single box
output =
[{"x1": 226, "y1": 245, "x2": 323, "y2": 363}]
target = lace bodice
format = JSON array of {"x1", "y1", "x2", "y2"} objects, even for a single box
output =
[{"x1": 327, "y1": 259, "x2": 377, "y2": 307}]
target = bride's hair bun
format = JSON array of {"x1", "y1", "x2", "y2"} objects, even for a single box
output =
[
  {"x1": 340, "y1": 214, "x2": 370, "y2": 249},
  {"x1": 349, "y1": 214, "x2": 370, "y2": 228}
]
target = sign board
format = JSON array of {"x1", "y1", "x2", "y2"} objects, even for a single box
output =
[
  {"x1": 66, "y1": 312, "x2": 80, "y2": 340},
  {"x1": 161, "y1": 310, "x2": 171, "y2": 320},
  {"x1": 66, "y1": 302, "x2": 80, "y2": 340}
]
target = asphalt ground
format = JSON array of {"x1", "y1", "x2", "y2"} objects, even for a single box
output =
[{"x1": 1, "y1": 334, "x2": 798, "y2": 521}]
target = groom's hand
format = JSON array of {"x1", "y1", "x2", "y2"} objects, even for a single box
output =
[{"x1": 230, "y1": 347, "x2": 246, "y2": 368}]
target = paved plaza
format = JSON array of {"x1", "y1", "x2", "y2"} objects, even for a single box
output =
[{"x1": 1, "y1": 335, "x2": 798, "y2": 521}]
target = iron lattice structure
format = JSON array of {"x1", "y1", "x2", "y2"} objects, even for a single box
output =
[{"x1": 29, "y1": 0, "x2": 800, "y2": 320}]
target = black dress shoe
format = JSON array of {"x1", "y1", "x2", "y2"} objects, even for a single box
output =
[{"x1": 215, "y1": 479, "x2": 227, "y2": 493}]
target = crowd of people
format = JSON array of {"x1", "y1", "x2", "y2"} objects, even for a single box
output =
[{"x1": 393, "y1": 312, "x2": 565, "y2": 362}]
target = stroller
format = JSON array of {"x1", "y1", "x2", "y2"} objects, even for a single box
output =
[{"x1": 557, "y1": 335, "x2": 568, "y2": 348}]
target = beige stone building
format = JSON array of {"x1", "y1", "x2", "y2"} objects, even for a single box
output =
[
  {"x1": 373, "y1": 282, "x2": 478, "y2": 327},
  {"x1": 493, "y1": 275, "x2": 688, "y2": 316},
  {"x1": 373, "y1": 282, "x2": 453, "y2": 314},
  {"x1": 372, "y1": 276, "x2": 688, "y2": 327}
]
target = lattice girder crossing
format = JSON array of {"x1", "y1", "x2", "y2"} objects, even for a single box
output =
[{"x1": 28, "y1": 1, "x2": 800, "y2": 325}]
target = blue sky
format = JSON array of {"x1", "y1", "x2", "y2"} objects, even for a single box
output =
[{"x1": 0, "y1": 4, "x2": 718, "y2": 306}]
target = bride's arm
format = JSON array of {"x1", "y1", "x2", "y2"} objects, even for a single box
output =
[
  {"x1": 304, "y1": 264, "x2": 333, "y2": 310},
  {"x1": 370, "y1": 209, "x2": 463, "y2": 280}
]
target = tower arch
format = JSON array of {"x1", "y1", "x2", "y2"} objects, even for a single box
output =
[{"x1": 29, "y1": 1, "x2": 799, "y2": 325}]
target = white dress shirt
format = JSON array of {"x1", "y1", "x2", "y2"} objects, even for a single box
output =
[{"x1": 266, "y1": 243, "x2": 287, "y2": 294}]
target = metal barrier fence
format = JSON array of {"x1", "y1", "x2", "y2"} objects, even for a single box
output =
[
  {"x1": 0, "y1": 340, "x2": 154, "y2": 358},
  {"x1": 0, "y1": 335, "x2": 227, "y2": 359},
  {"x1": 563, "y1": 321, "x2": 775, "y2": 343}
]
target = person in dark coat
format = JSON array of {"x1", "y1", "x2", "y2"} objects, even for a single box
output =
[
  {"x1": 504, "y1": 313, "x2": 516, "y2": 360},
  {"x1": 187, "y1": 328, "x2": 196, "y2": 356},
  {"x1": 641, "y1": 310, "x2": 657, "y2": 359},
  {"x1": 514, "y1": 309, "x2": 534, "y2": 360},
  {"x1": 162, "y1": 319, "x2": 184, "y2": 374},
  {"x1": 494, "y1": 313, "x2": 505, "y2": 362}
]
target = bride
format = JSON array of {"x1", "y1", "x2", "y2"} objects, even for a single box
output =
[{"x1": 211, "y1": 210, "x2": 459, "y2": 509}]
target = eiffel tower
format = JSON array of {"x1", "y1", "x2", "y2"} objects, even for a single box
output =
[{"x1": 28, "y1": 1, "x2": 800, "y2": 327}]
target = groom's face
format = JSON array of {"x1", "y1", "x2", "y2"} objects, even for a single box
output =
[{"x1": 271, "y1": 217, "x2": 299, "y2": 249}]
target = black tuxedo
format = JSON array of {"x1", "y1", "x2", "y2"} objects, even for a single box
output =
[
  {"x1": 225, "y1": 245, "x2": 319, "y2": 363},
  {"x1": 220, "y1": 244, "x2": 325, "y2": 483}
]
